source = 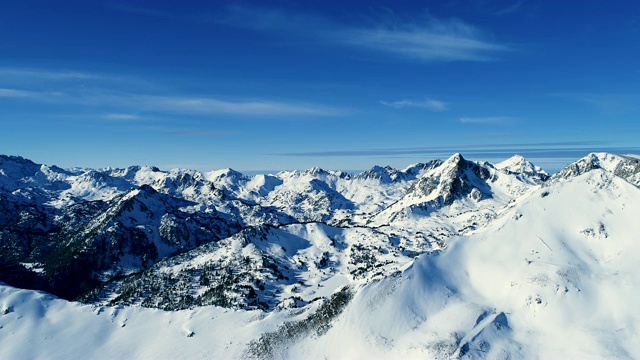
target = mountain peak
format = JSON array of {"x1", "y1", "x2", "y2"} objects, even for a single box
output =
[
  {"x1": 356, "y1": 165, "x2": 394, "y2": 182},
  {"x1": 304, "y1": 166, "x2": 329, "y2": 176},
  {"x1": 497, "y1": 154, "x2": 549, "y2": 184},
  {"x1": 498, "y1": 154, "x2": 527, "y2": 166},
  {"x1": 205, "y1": 168, "x2": 245, "y2": 182},
  {"x1": 439, "y1": 152, "x2": 470, "y2": 174},
  {"x1": 547, "y1": 152, "x2": 640, "y2": 187},
  {"x1": 401, "y1": 153, "x2": 493, "y2": 208},
  {"x1": 447, "y1": 152, "x2": 465, "y2": 163}
]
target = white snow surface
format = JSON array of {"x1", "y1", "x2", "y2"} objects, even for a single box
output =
[
  {"x1": 0, "y1": 284, "x2": 272, "y2": 360},
  {"x1": 2, "y1": 166, "x2": 640, "y2": 359},
  {"x1": 289, "y1": 169, "x2": 640, "y2": 359}
]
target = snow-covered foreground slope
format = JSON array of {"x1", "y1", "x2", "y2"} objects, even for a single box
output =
[
  {"x1": 2, "y1": 168, "x2": 640, "y2": 359},
  {"x1": 0, "y1": 283, "x2": 268, "y2": 359},
  {"x1": 285, "y1": 169, "x2": 640, "y2": 359}
]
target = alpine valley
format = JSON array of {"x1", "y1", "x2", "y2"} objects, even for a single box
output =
[{"x1": 1, "y1": 152, "x2": 640, "y2": 359}]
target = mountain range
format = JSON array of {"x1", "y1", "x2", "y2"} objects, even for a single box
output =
[{"x1": 1, "y1": 152, "x2": 639, "y2": 359}]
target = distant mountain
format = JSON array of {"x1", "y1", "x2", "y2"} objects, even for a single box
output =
[
  {"x1": 369, "y1": 153, "x2": 541, "y2": 245},
  {"x1": 496, "y1": 154, "x2": 550, "y2": 184},
  {"x1": 546, "y1": 152, "x2": 640, "y2": 186}
]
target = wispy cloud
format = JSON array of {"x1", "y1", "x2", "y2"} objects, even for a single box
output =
[
  {"x1": 0, "y1": 65, "x2": 346, "y2": 117},
  {"x1": 104, "y1": 113, "x2": 142, "y2": 121},
  {"x1": 136, "y1": 95, "x2": 344, "y2": 117},
  {"x1": 0, "y1": 67, "x2": 103, "y2": 81},
  {"x1": 275, "y1": 140, "x2": 638, "y2": 174},
  {"x1": 0, "y1": 67, "x2": 154, "y2": 91},
  {"x1": 460, "y1": 116, "x2": 517, "y2": 124},
  {"x1": 164, "y1": 129, "x2": 236, "y2": 136},
  {"x1": 214, "y1": 5, "x2": 511, "y2": 62},
  {"x1": 0, "y1": 88, "x2": 35, "y2": 98},
  {"x1": 340, "y1": 20, "x2": 508, "y2": 62},
  {"x1": 0, "y1": 84, "x2": 345, "y2": 118},
  {"x1": 110, "y1": 4, "x2": 511, "y2": 62},
  {"x1": 380, "y1": 98, "x2": 447, "y2": 111},
  {"x1": 0, "y1": 87, "x2": 65, "y2": 101}
]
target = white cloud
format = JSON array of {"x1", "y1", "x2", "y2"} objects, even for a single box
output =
[
  {"x1": 0, "y1": 67, "x2": 152, "y2": 90},
  {"x1": 460, "y1": 116, "x2": 516, "y2": 124},
  {"x1": 0, "y1": 87, "x2": 65, "y2": 100},
  {"x1": 340, "y1": 21, "x2": 507, "y2": 62},
  {"x1": 143, "y1": 96, "x2": 344, "y2": 117},
  {"x1": 0, "y1": 85, "x2": 345, "y2": 118},
  {"x1": 164, "y1": 130, "x2": 235, "y2": 136},
  {"x1": 0, "y1": 88, "x2": 35, "y2": 98},
  {"x1": 0, "y1": 67, "x2": 102, "y2": 81},
  {"x1": 217, "y1": 6, "x2": 510, "y2": 62},
  {"x1": 380, "y1": 98, "x2": 447, "y2": 111},
  {"x1": 104, "y1": 113, "x2": 142, "y2": 120}
]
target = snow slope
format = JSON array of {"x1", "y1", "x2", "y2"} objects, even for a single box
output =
[
  {"x1": 283, "y1": 169, "x2": 640, "y2": 359},
  {"x1": 0, "y1": 283, "x2": 269, "y2": 359}
]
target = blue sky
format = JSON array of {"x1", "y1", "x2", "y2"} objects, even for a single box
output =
[{"x1": 1, "y1": 0, "x2": 639, "y2": 173}]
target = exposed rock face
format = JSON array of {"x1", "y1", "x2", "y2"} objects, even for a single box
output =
[{"x1": 405, "y1": 153, "x2": 493, "y2": 207}]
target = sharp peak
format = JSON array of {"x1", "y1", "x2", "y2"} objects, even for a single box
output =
[
  {"x1": 306, "y1": 166, "x2": 328, "y2": 173},
  {"x1": 220, "y1": 167, "x2": 243, "y2": 174},
  {"x1": 497, "y1": 154, "x2": 535, "y2": 168},
  {"x1": 440, "y1": 153, "x2": 469, "y2": 168},
  {"x1": 447, "y1": 153, "x2": 466, "y2": 162},
  {"x1": 507, "y1": 154, "x2": 528, "y2": 161}
]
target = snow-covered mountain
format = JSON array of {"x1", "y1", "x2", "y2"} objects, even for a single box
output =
[
  {"x1": 367, "y1": 154, "x2": 542, "y2": 250},
  {"x1": 1, "y1": 152, "x2": 640, "y2": 359},
  {"x1": 546, "y1": 152, "x2": 640, "y2": 186},
  {"x1": 496, "y1": 154, "x2": 549, "y2": 184},
  {"x1": 278, "y1": 168, "x2": 640, "y2": 359}
]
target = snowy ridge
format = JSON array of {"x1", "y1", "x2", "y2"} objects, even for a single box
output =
[{"x1": 547, "y1": 152, "x2": 640, "y2": 186}]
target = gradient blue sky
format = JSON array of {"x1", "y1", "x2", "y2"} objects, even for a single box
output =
[{"x1": 1, "y1": 0, "x2": 639, "y2": 173}]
